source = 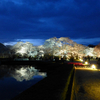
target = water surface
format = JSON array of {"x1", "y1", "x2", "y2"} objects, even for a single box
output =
[{"x1": 0, "y1": 65, "x2": 47, "y2": 100}]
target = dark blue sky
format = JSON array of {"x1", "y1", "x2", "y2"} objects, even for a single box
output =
[{"x1": 0, "y1": 0, "x2": 100, "y2": 46}]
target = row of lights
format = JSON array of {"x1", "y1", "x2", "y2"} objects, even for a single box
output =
[{"x1": 79, "y1": 59, "x2": 96, "y2": 69}]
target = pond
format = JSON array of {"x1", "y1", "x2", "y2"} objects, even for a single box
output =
[{"x1": 0, "y1": 65, "x2": 47, "y2": 100}]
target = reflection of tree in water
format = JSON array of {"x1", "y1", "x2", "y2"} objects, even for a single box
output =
[
  {"x1": 0, "y1": 65, "x2": 47, "y2": 82},
  {"x1": 12, "y1": 66, "x2": 38, "y2": 82}
]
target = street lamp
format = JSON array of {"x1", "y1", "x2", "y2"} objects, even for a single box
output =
[
  {"x1": 91, "y1": 64, "x2": 96, "y2": 69},
  {"x1": 85, "y1": 61, "x2": 88, "y2": 65}
]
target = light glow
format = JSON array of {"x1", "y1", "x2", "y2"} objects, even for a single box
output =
[
  {"x1": 85, "y1": 61, "x2": 88, "y2": 65},
  {"x1": 80, "y1": 59, "x2": 83, "y2": 62},
  {"x1": 91, "y1": 64, "x2": 96, "y2": 69}
]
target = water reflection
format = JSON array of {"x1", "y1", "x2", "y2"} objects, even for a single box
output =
[
  {"x1": 0, "y1": 65, "x2": 47, "y2": 82},
  {"x1": 0, "y1": 65, "x2": 47, "y2": 100}
]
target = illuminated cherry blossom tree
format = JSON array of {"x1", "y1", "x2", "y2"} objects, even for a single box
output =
[
  {"x1": 93, "y1": 43, "x2": 100, "y2": 57},
  {"x1": 84, "y1": 47, "x2": 95, "y2": 56},
  {"x1": 9, "y1": 37, "x2": 98, "y2": 59},
  {"x1": 11, "y1": 42, "x2": 37, "y2": 57}
]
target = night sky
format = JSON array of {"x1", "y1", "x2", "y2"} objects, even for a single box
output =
[{"x1": 0, "y1": 0, "x2": 100, "y2": 46}]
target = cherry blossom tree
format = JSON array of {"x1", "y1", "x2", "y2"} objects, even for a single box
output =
[
  {"x1": 11, "y1": 42, "x2": 37, "y2": 57},
  {"x1": 7, "y1": 37, "x2": 97, "y2": 59},
  {"x1": 84, "y1": 47, "x2": 95, "y2": 57},
  {"x1": 93, "y1": 43, "x2": 100, "y2": 57}
]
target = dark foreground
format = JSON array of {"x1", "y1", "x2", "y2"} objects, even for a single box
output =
[{"x1": 11, "y1": 62, "x2": 74, "y2": 100}]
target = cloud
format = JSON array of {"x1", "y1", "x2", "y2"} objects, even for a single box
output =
[
  {"x1": 0, "y1": 0, "x2": 100, "y2": 45},
  {"x1": 72, "y1": 37, "x2": 100, "y2": 45},
  {"x1": 4, "y1": 42, "x2": 17, "y2": 46},
  {"x1": 4, "y1": 37, "x2": 100, "y2": 47},
  {"x1": 3, "y1": 39, "x2": 45, "y2": 46}
]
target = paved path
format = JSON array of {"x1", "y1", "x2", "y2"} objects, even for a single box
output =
[{"x1": 74, "y1": 67, "x2": 100, "y2": 100}]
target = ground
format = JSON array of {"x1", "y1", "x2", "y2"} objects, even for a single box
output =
[{"x1": 74, "y1": 60, "x2": 100, "y2": 100}]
